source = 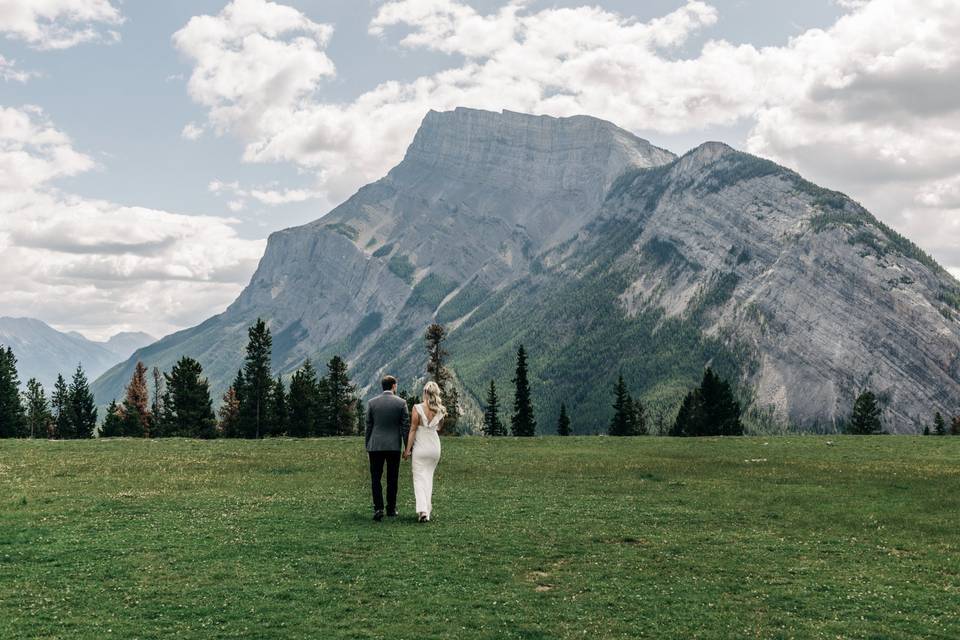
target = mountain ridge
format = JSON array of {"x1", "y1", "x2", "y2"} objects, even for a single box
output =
[
  {"x1": 91, "y1": 108, "x2": 960, "y2": 432},
  {"x1": 0, "y1": 317, "x2": 154, "y2": 392}
]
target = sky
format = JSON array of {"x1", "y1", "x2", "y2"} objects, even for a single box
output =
[{"x1": 1, "y1": 0, "x2": 959, "y2": 341}]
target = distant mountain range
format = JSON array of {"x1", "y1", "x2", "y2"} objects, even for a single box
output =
[
  {"x1": 0, "y1": 317, "x2": 154, "y2": 393},
  {"x1": 91, "y1": 108, "x2": 960, "y2": 433}
]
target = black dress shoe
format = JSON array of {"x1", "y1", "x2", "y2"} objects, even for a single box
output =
[
  {"x1": 373, "y1": 510, "x2": 384, "y2": 522},
  {"x1": 387, "y1": 509, "x2": 399, "y2": 518}
]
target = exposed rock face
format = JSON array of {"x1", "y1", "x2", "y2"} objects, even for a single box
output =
[
  {"x1": 92, "y1": 108, "x2": 960, "y2": 433},
  {"x1": 93, "y1": 109, "x2": 673, "y2": 406},
  {"x1": 590, "y1": 143, "x2": 960, "y2": 431},
  {"x1": 397, "y1": 108, "x2": 676, "y2": 248}
]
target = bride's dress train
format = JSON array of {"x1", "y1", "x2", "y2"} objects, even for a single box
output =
[{"x1": 412, "y1": 403, "x2": 441, "y2": 519}]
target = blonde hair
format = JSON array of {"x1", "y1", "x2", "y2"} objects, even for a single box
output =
[{"x1": 422, "y1": 381, "x2": 447, "y2": 417}]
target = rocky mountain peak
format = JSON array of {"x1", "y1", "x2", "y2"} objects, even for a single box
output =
[
  {"x1": 398, "y1": 107, "x2": 675, "y2": 193},
  {"x1": 670, "y1": 141, "x2": 740, "y2": 174}
]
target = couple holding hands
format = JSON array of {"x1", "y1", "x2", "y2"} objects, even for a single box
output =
[{"x1": 365, "y1": 375, "x2": 445, "y2": 523}]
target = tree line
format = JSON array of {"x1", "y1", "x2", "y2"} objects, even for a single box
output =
[
  {"x1": 476, "y1": 347, "x2": 960, "y2": 437},
  {"x1": 0, "y1": 321, "x2": 363, "y2": 439},
  {"x1": 0, "y1": 346, "x2": 97, "y2": 438},
  {"x1": 100, "y1": 319, "x2": 363, "y2": 439},
  {"x1": 3, "y1": 328, "x2": 960, "y2": 437},
  {"x1": 477, "y1": 347, "x2": 746, "y2": 438}
]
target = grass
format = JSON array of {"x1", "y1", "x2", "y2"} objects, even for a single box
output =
[{"x1": 1, "y1": 436, "x2": 958, "y2": 639}]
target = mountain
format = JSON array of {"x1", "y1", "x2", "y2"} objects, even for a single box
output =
[
  {"x1": 92, "y1": 108, "x2": 960, "y2": 433},
  {"x1": 101, "y1": 332, "x2": 156, "y2": 359},
  {"x1": 0, "y1": 317, "x2": 154, "y2": 392}
]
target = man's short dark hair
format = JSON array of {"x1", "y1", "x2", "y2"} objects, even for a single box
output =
[{"x1": 381, "y1": 375, "x2": 397, "y2": 391}]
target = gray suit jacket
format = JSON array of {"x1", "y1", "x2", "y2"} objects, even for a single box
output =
[{"x1": 365, "y1": 391, "x2": 410, "y2": 452}]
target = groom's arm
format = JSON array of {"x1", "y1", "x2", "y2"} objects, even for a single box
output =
[
  {"x1": 400, "y1": 403, "x2": 410, "y2": 450},
  {"x1": 365, "y1": 401, "x2": 374, "y2": 448}
]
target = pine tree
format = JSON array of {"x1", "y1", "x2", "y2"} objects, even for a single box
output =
[
  {"x1": 162, "y1": 357, "x2": 216, "y2": 438},
  {"x1": 444, "y1": 383, "x2": 461, "y2": 434},
  {"x1": 670, "y1": 389, "x2": 703, "y2": 437},
  {"x1": 120, "y1": 361, "x2": 151, "y2": 437},
  {"x1": 399, "y1": 389, "x2": 418, "y2": 415},
  {"x1": 23, "y1": 378, "x2": 52, "y2": 438},
  {"x1": 424, "y1": 323, "x2": 460, "y2": 432},
  {"x1": 270, "y1": 376, "x2": 288, "y2": 436},
  {"x1": 923, "y1": 425, "x2": 931, "y2": 436},
  {"x1": 425, "y1": 323, "x2": 450, "y2": 389},
  {"x1": 511, "y1": 344, "x2": 536, "y2": 437},
  {"x1": 68, "y1": 364, "x2": 97, "y2": 438},
  {"x1": 700, "y1": 368, "x2": 743, "y2": 436},
  {"x1": 0, "y1": 346, "x2": 25, "y2": 438},
  {"x1": 482, "y1": 379, "x2": 505, "y2": 437},
  {"x1": 288, "y1": 360, "x2": 320, "y2": 437},
  {"x1": 218, "y1": 384, "x2": 241, "y2": 438},
  {"x1": 316, "y1": 375, "x2": 331, "y2": 436},
  {"x1": 51, "y1": 374, "x2": 70, "y2": 439},
  {"x1": 670, "y1": 368, "x2": 743, "y2": 437},
  {"x1": 933, "y1": 412, "x2": 947, "y2": 436},
  {"x1": 952, "y1": 415, "x2": 960, "y2": 436},
  {"x1": 355, "y1": 397, "x2": 365, "y2": 436},
  {"x1": 557, "y1": 402, "x2": 572, "y2": 436},
  {"x1": 848, "y1": 390, "x2": 882, "y2": 435},
  {"x1": 609, "y1": 374, "x2": 632, "y2": 436},
  {"x1": 239, "y1": 319, "x2": 273, "y2": 438},
  {"x1": 150, "y1": 366, "x2": 165, "y2": 436},
  {"x1": 100, "y1": 400, "x2": 124, "y2": 438},
  {"x1": 325, "y1": 356, "x2": 356, "y2": 436}
]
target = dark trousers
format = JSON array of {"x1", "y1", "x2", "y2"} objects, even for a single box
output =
[{"x1": 369, "y1": 451, "x2": 401, "y2": 512}]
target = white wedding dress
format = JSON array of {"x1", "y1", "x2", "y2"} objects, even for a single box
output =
[{"x1": 412, "y1": 404, "x2": 442, "y2": 519}]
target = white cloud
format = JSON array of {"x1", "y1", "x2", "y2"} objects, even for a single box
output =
[
  {"x1": 174, "y1": 0, "x2": 725, "y2": 203},
  {"x1": 248, "y1": 187, "x2": 322, "y2": 205},
  {"x1": 181, "y1": 121, "x2": 204, "y2": 140},
  {"x1": 0, "y1": 104, "x2": 95, "y2": 190},
  {"x1": 369, "y1": 0, "x2": 527, "y2": 57},
  {"x1": 172, "y1": 0, "x2": 335, "y2": 140},
  {"x1": 0, "y1": 105, "x2": 265, "y2": 340},
  {"x1": 173, "y1": 0, "x2": 960, "y2": 278},
  {"x1": 918, "y1": 177, "x2": 960, "y2": 209},
  {"x1": 0, "y1": 54, "x2": 36, "y2": 82},
  {"x1": 207, "y1": 177, "x2": 324, "y2": 210},
  {"x1": 0, "y1": 0, "x2": 123, "y2": 50},
  {"x1": 207, "y1": 179, "x2": 236, "y2": 194}
]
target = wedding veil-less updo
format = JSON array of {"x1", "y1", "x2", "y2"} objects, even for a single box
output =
[{"x1": 422, "y1": 381, "x2": 447, "y2": 417}]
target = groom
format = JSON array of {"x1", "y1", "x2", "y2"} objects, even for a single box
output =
[{"x1": 365, "y1": 375, "x2": 410, "y2": 521}]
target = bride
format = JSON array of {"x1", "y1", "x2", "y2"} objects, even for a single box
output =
[{"x1": 402, "y1": 381, "x2": 444, "y2": 522}]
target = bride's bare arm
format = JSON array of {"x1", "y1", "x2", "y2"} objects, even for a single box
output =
[{"x1": 403, "y1": 408, "x2": 419, "y2": 459}]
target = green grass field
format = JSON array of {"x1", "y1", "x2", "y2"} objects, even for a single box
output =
[{"x1": 1, "y1": 436, "x2": 958, "y2": 639}]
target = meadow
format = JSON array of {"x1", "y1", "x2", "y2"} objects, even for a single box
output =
[{"x1": 1, "y1": 436, "x2": 958, "y2": 639}]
